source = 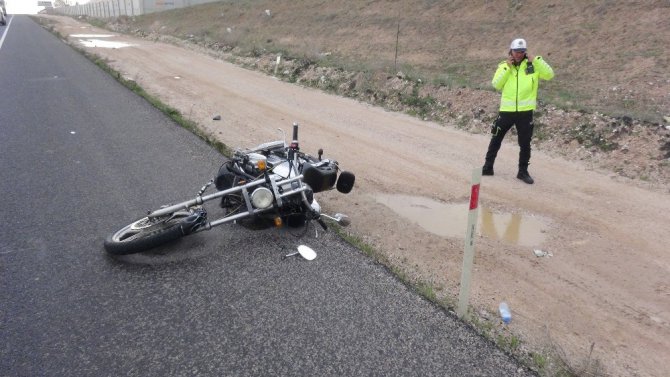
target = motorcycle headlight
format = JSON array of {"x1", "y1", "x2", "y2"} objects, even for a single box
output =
[{"x1": 251, "y1": 187, "x2": 274, "y2": 209}]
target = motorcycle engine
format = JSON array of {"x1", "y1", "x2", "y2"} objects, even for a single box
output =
[{"x1": 276, "y1": 182, "x2": 314, "y2": 228}]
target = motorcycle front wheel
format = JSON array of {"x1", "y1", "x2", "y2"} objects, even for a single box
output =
[{"x1": 104, "y1": 211, "x2": 192, "y2": 255}]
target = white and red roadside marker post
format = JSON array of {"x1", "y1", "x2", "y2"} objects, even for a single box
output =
[{"x1": 457, "y1": 168, "x2": 482, "y2": 319}]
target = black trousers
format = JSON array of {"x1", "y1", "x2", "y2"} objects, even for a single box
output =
[{"x1": 484, "y1": 111, "x2": 534, "y2": 170}]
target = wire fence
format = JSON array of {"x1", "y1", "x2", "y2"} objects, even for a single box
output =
[{"x1": 53, "y1": 0, "x2": 221, "y2": 18}]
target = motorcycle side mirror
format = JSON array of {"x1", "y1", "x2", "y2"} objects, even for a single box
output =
[
  {"x1": 298, "y1": 245, "x2": 317, "y2": 260},
  {"x1": 285, "y1": 245, "x2": 317, "y2": 260},
  {"x1": 318, "y1": 148, "x2": 323, "y2": 161},
  {"x1": 334, "y1": 213, "x2": 351, "y2": 227},
  {"x1": 321, "y1": 213, "x2": 351, "y2": 227}
]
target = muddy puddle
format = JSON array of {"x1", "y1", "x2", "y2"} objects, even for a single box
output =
[
  {"x1": 77, "y1": 39, "x2": 135, "y2": 48},
  {"x1": 375, "y1": 194, "x2": 549, "y2": 247},
  {"x1": 70, "y1": 34, "x2": 135, "y2": 49}
]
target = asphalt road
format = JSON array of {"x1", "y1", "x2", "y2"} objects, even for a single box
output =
[{"x1": 0, "y1": 15, "x2": 534, "y2": 376}]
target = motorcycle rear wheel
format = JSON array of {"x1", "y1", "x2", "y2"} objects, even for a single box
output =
[{"x1": 104, "y1": 212, "x2": 191, "y2": 255}]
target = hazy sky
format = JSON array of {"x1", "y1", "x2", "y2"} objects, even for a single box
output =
[{"x1": 6, "y1": 0, "x2": 90, "y2": 15}]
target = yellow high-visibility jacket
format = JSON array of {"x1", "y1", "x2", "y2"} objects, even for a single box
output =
[{"x1": 491, "y1": 56, "x2": 554, "y2": 112}]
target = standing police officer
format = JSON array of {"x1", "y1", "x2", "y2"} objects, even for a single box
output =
[{"x1": 482, "y1": 38, "x2": 554, "y2": 184}]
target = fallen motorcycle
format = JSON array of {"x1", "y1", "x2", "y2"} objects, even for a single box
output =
[{"x1": 104, "y1": 122, "x2": 355, "y2": 255}]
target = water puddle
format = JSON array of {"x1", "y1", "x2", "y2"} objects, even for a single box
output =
[
  {"x1": 375, "y1": 194, "x2": 549, "y2": 247},
  {"x1": 70, "y1": 34, "x2": 115, "y2": 38},
  {"x1": 78, "y1": 39, "x2": 135, "y2": 49}
]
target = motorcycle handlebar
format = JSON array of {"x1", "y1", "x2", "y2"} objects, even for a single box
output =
[{"x1": 292, "y1": 122, "x2": 299, "y2": 142}]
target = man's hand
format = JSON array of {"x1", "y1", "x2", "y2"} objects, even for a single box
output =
[
  {"x1": 526, "y1": 53, "x2": 534, "y2": 63},
  {"x1": 507, "y1": 55, "x2": 515, "y2": 67}
]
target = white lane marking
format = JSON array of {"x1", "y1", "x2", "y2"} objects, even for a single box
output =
[{"x1": 0, "y1": 15, "x2": 14, "y2": 50}]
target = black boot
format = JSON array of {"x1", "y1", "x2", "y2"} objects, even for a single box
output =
[
  {"x1": 482, "y1": 164, "x2": 494, "y2": 176},
  {"x1": 517, "y1": 169, "x2": 534, "y2": 184}
]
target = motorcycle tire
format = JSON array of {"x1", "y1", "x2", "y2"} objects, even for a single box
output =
[{"x1": 104, "y1": 212, "x2": 191, "y2": 255}]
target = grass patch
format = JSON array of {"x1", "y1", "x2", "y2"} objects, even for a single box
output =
[
  {"x1": 400, "y1": 84, "x2": 436, "y2": 118},
  {"x1": 533, "y1": 120, "x2": 552, "y2": 142},
  {"x1": 547, "y1": 342, "x2": 607, "y2": 377},
  {"x1": 87, "y1": 18, "x2": 107, "y2": 29},
  {"x1": 496, "y1": 333, "x2": 521, "y2": 352},
  {"x1": 415, "y1": 281, "x2": 438, "y2": 302},
  {"x1": 531, "y1": 352, "x2": 548, "y2": 371},
  {"x1": 439, "y1": 63, "x2": 480, "y2": 88},
  {"x1": 568, "y1": 123, "x2": 619, "y2": 152},
  {"x1": 455, "y1": 114, "x2": 472, "y2": 129}
]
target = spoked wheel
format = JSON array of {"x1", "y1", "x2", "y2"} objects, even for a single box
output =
[{"x1": 104, "y1": 210, "x2": 196, "y2": 255}]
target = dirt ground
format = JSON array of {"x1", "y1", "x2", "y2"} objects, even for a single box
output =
[{"x1": 40, "y1": 16, "x2": 670, "y2": 377}]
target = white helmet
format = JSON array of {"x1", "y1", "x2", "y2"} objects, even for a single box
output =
[{"x1": 510, "y1": 38, "x2": 527, "y2": 51}]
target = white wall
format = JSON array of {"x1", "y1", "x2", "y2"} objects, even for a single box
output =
[{"x1": 54, "y1": 0, "x2": 222, "y2": 17}]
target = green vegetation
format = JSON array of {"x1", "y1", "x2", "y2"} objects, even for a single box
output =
[
  {"x1": 401, "y1": 85, "x2": 436, "y2": 118},
  {"x1": 496, "y1": 333, "x2": 521, "y2": 351},
  {"x1": 531, "y1": 352, "x2": 548, "y2": 371},
  {"x1": 568, "y1": 123, "x2": 619, "y2": 152},
  {"x1": 532, "y1": 120, "x2": 551, "y2": 142}
]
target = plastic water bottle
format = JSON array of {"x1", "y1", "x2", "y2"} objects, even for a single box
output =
[{"x1": 499, "y1": 302, "x2": 512, "y2": 324}]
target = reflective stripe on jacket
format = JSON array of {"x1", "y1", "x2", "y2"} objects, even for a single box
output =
[{"x1": 491, "y1": 56, "x2": 554, "y2": 112}]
